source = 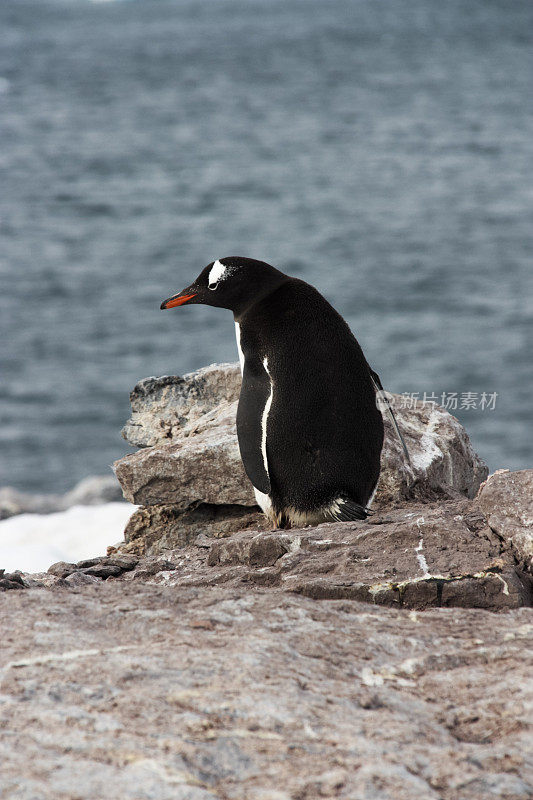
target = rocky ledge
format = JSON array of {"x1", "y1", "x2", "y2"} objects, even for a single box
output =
[
  {"x1": 6, "y1": 470, "x2": 532, "y2": 612},
  {"x1": 113, "y1": 362, "x2": 489, "y2": 554},
  {"x1": 2, "y1": 363, "x2": 532, "y2": 799},
  {"x1": 1, "y1": 577, "x2": 532, "y2": 799},
  {"x1": 106, "y1": 362, "x2": 532, "y2": 612}
]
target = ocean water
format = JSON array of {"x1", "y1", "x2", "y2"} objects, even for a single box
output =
[{"x1": 1, "y1": 0, "x2": 532, "y2": 494}]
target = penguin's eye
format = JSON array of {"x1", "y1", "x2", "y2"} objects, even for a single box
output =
[{"x1": 208, "y1": 282, "x2": 219, "y2": 291}]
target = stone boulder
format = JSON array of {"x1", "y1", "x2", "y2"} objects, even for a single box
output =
[
  {"x1": 119, "y1": 364, "x2": 487, "y2": 508},
  {"x1": 477, "y1": 469, "x2": 533, "y2": 572},
  {"x1": 377, "y1": 397, "x2": 488, "y2": 504},
  {"x1": 123, "y1": 503, "x2": 266, "y2": 556},
  {"x1": 114, "y1": 363, "x2": 488, "y2": 554},
  {"x1": 116, "y1": 402, "x2": 254, "y2": 507},
  {"x1": 121, "y1": 362, "x2": 242, "y2": 448},
  {"x1": 3, "y1": 472, "x2": 531, "y2": 796}
]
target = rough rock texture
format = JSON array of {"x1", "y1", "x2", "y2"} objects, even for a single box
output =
[
  {"x1": 0, "y1": 475, "x2": 123, "y2": 521},
  {"x1": 1, "y1": 580, "x2": 532, "y2": 800},
  {"x1": 377, "y1": 399, "x2": 488, "y2": 504},
  {"x1": 6, "y1": 489, "x2": 532, "y2": 611},
  {"x1": 203, "y1": 501, "x2": 531, "y2": 611},
  {"x1": 11, "y1": 496, "x2": 530, "y2": 612},
  {"x1": 0, "y1": 569, "x2": 27, "y2": 591},
  {"x1": 121, "y1": 362, "x2": 242, "y2": 448},
  {"x1": 478, "y1": 469, "x2": 533, "y2": 572},
  {"x1": 115, "y1": 402, "x2": 256, "y2": 508},
  {"x1": 3, "y1": 480, "x2": 532, "y2": 796},
  {"x1": 123, "y1": 503, "x2": 267, "y2": 556},
  {"x1": 114, "y1": 363, "x2": 488, "y2": 554},
  {"x1": 119, "y1": 364, "x2": 488, "y2": 508},
  {"x1": 107, "y1": 498, "x2": 533, "y2": 611}
]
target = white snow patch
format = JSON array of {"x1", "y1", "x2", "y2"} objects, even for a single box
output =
[{"x1": 0, "y1": 503, "x2": 134, "y2": 573}]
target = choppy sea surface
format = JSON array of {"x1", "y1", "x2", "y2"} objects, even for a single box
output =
[{"x1": 1, "y1": 0, "x2": 532, "y2": 494}]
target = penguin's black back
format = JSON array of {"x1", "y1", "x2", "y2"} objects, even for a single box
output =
[{"x1": 236, "y1": 277, "x2": 384, "y2": 517}]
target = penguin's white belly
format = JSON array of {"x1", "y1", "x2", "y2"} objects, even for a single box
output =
[{"x1": 253, "y1": 487, "x2": 273, "y2": 517}]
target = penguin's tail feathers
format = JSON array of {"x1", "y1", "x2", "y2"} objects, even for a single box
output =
[
  {"x1": 328, "y1": 496, "x2": 374, "y2": 523},
  {"x1": 369, "y1": 369, "x2": 412, "y2": 467}
]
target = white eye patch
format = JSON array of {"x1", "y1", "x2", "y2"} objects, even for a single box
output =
[{"x1": 208, "y1": 259, "x2": 226, "y2": 289}]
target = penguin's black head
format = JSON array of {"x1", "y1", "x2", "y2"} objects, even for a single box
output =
[{"x1": 160, "y1": 256, "x2": 287, "y2": 317}]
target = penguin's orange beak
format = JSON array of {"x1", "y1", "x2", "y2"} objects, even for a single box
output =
[{"x1": 160, "y1": 292, "x2": 197, "y2": 310}]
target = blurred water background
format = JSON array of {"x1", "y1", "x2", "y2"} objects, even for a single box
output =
[{"x1": 1, "y1": 0, "x2": 532, "y2": 494}]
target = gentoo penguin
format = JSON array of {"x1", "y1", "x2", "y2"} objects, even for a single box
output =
[{"x1": 161, "y1": 257, "x2": 385, "y2": 528}]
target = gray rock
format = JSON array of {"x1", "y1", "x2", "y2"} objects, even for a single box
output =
[
  {"x1": 76, "y1": 557, "x2": 106, "y2": 569},
  {"x1": 122, "y1": 362, "x2": 242, "y2": 448},
  {"x1": 107, "y1": 494, "x2": 533, "y2": 611},
  {"x1": 123, "y1": 503, "x2": 267, "y2": 556},
  {"x1": 477, "y1": 469, "x2": 533, "y2": 572},
  {"x1": 114, "y1": 402, "x2": 256, "y2": 507},
  {"x1": 377, "y1": 397, "x2": 489, "y2": 504},
  {"x1": 207, "y1": 532, "x2": 290, "y2": 569},
  {"x1": 1, "y1": 580, "x2": 532, "y2": 799},
  {"x1": 47, "y1": 562, "x2": 77, "y2": 578},
  {"x1": 113, "y1": 363, "x2": 490, "y2": 559},
  {"x1": 0, "y1": 570, "x2": 27, "y2": 591},
  {"x1": 200, "y1": 498, "x2": 531, "y2": 611},
  {"x1": 82, "y1": 563, "x2": 123, "y2": 579},
  {"x1": 62, "y1": 475, "x2": 123, "y2": 507},
  {"x1": 72, "y1": 554, "x2": 140, "y2": 580},
  {"x1": 64, "y1": 571, "x2": 100, "y2": 587},
  {"x1": 0, "y1": 487, "x2": 57, "y2": 520},
  {"x1": 104, "y1": 554, "x2": 140, "y2": 571},
  {"x1": 115, "y1": 363, "x2": 487, "y2": 512},
  {"x1": 44, "y1": 556, "x2": 141, "y2": 584}
]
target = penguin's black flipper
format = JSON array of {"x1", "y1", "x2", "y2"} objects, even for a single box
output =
[
  {"x1": 236, "y1": 361, "x2": 272, "y2": 495},
  {"x1": 369, "y1": 369, "x2": 411, "y2": 466}
]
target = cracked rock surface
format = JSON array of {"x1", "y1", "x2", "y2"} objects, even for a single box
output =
[
  {"x1": 478, "y1": 469, "x2": 533, "y2": 572},
  {"x1": 2, "y1": 365, "x2": 530, "y2": 798},
  {"x1": 1, "y1": 582, "x2": 532, "y2": 800},
  {"x1": 61, "y1": 497, "x2": 530, "y2": 612},
  {"x1": 7, "y1": 473, "x2": 532, "y2": 612},
  {"x1": 2, "y1": 480, "x2": 532, "y2": 798}
]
